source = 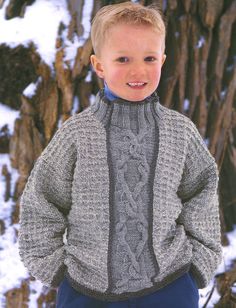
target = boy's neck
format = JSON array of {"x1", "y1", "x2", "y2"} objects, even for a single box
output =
[{"x1": 104, "y1": 82, "x2": 120, "y2": 101}]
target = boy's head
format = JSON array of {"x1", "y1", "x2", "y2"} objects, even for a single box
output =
[{"x1": 90, "y1": 2, "x2": 166, "y2": 102}]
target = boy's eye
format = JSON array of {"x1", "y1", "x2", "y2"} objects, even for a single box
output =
[
  {"x1": 145, "y1": 56, "x2": 156, "y2": 62},
  {"x1": 116, "y1": 57, "x2": 129, "y2": 63}
]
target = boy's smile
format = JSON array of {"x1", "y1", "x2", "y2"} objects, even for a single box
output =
[{"x1": 91, "y1": 23, "x2": 166, "y2": 102}]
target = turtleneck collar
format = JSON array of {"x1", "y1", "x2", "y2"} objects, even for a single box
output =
[
  {"x1": 91, "y1": 89, "x2": 161, "y2": 133},
  {"x1": 104, "y1": 82, "x2": 119, "y2": 101}
]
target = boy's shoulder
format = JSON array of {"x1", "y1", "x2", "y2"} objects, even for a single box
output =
[
  {"x1": 66, "y1": 106, "x2": 92, "y2": 123},
  {"x1": 158, "y1": 103, "x2": 196, "y2": 131},
  {"x1": 62, "y1": 102, "x2": 198, "y2": 139},
  {"x1": 158, "y1": 103, "x2": 208, "y2": 150},
  {"x1": 60, "y1": 107, "x2": 94, "y2": 130},
  {"x1": 159, "y1": 103, "x2": 213, "y2": 163},
  {"x1": 48, "y1": 108, "x2": 93, "y2": 146}
]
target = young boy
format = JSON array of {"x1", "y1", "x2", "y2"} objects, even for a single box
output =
[{"x1": 19, "y1": 2, "x2": 222, "y2": 308}]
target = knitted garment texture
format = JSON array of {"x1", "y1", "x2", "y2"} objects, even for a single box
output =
[
  {"x1": 92, "y1": 91, "x2": 159, "y2": 294},
  {"x1": 18, "y1": 90, "x2": 222, "y2": 302}
]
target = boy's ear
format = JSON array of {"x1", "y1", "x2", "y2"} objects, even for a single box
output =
[{"x1": 90, "y1": 55, "x2": 104, "y2": 79}]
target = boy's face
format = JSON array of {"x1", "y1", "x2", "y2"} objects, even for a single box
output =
[{"x1": 90, "y1": 23, "x2": 166, "y2": 102}]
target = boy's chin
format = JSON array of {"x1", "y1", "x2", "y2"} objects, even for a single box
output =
[
  {"x1": 120, "y1": 87, "x2": 157, "y2": 102},
  {"x1": 121, "y1": 94, "x2": 152, "y2": 102}
]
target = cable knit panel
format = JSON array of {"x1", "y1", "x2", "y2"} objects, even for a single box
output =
[
  {"x1": 91, "y1": 93, "x2": 161, "y2": 294},
  {"x1": 108, "y1": 125, "x2": 159, "y2": 293},
  {"x1": 109, "y1": 127, "x2": 157, "y2": 293},
  {"x1": 91, "y1": 91, "x2": 161, "y2": 294}
]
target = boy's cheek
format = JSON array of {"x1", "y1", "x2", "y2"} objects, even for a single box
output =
[
  {"x1": 153, "y1": 70, "x2": 162, "y2": 83},
  {"x1": 106, "y1": 70, "x2": 124, "y2": 84}
]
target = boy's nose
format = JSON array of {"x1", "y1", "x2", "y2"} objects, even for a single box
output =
[{"x1": 129, "y1": 66, "x2": 146, "y2": 79}]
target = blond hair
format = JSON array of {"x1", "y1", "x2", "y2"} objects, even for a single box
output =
[{"x1": 91, "y1": 1, "x2": 166, "y2": 57}]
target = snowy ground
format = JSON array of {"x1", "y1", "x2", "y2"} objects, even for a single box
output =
[
  {"x1": 0, "y1": 103, "x2": 45, "y2": 307},
  {"x1": 199, "y1": 228, "x2": 236, "y2": 307}
]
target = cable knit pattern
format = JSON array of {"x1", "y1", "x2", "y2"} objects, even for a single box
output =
[
  {"x1": 18, "y1": 90, "x2": 222, "y2": 302},
  {"x1": 91, "y1": 93, "x2": 159, "y2": 294},
  {"x1": 109, "y1": 127, "x2": 158, "y2": 293}
]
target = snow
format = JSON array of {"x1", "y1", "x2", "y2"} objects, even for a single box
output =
[
  {"x1": 183, "y1": 98, "x2": 190, "y2": 111},
  {"x1": 162, "y1": 0, "x2": 168, "y2": 12},
  {"x1": 196, "y1": 36, "x2": 205, "y2": 49},
  {"x1": 85, "y1": 70, "x2": 92, "y2": 82},
  {"x1": 90, "y1": 94, "x2": 96, "y2": 106},
  {"x1": 204, "y1": 138, "x2": 210, "y2": 147},
  {"x1": 23, "y1": 77, "x2": 42, "y2": 98},
  {"x1": 0, "y1": 0, "x2": 71, "y2": 68},
  {"x1": 0, "y1": 152, "x2": 45, "y2": 307},
  {"x1": 0, "y1": 103, "x2": 20, "y2": 134},
  {"x1": 175, "y1": 31, "x2": 180, "y2": 38},
  {"x1": 61, "y1": 31, "x2": 81, "y2": 67},
  {"x1": 28, "y1": 280, "x2": 44, "y2": 308},
  {"x1": 232, "y1": 282, "x2": 236, "y2": 293},
  {"x1": 81, "y1": 1, "x2": 94, "y2": 40},
  {"x1": 0, "y1": 225, "x2": 28, "y2": 305},
  {"x1": 199, "y1": 226, "x2": 236, "y2": 307},
  {"x1": 226, "y1": 64, "x2": 234, "y2": 72},
  {"x1": 63, "y1": 0, "x2": 93, "y2": 68},
  {"x1": 0, "y1": 154, "x2": 28, "y2": 306},
  {"x1": 71, "y1": 95, "x2": 80, "y2": 115},
  {"x1": 220, "y1": 89, "x2": 227, "y2": 100},
  {"x1": 220, "y1": 227, "x2": 236, "y2": 271}
]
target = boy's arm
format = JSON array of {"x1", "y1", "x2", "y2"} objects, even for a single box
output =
[
  {"x1": 18, "y1": 117, "x2": 77, "y2": 287},
  {"x1": 177, "y1": 119, "x2": 222, "y2": 289}
]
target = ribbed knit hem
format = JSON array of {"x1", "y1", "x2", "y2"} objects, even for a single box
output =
[
  {"x1": 51, "y1": 264, "x2": 67, "y2": 287},
  {"x1": 189, "y1": 263, "x2": 204, "y2": 289},
  {"x1": 65, "y1": 263, "x2": 191, "y2": 302}
]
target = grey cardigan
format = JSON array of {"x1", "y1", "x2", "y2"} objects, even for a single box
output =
[{"x1": 18, "y1": 95, "x2": 222, "y2": 301}]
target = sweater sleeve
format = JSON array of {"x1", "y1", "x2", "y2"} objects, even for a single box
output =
[
  {"x1": 18, "y1": 117, "x2": 77, "y2": 287},
  {"x1": 177, "y1": 119, "x2": 222, "y2": 289}
]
